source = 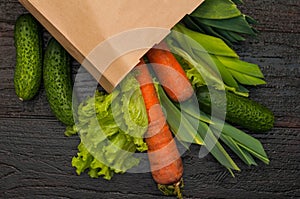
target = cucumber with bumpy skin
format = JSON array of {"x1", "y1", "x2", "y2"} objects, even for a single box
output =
[
  {"x1": 43, "y1": 38, "x2": 74, "y2": 126},
  {"x1": 196, "y1": 86, "x2": 274, "y2": 132},
  {"x1": 14, "y1": 14, "x2": 42, "y2": 101}
]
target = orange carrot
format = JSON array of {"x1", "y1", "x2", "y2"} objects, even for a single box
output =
[
  {"x1": 134, "y1": 59, "x2": 183, "y2": 195},
  {"x1": 146, "y1": 41, "x2": 194, "y2": 102}
]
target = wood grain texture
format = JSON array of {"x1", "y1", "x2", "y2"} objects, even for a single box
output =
[{"x1": 0, "y1": 0, "x2": 299, "y2": 198}]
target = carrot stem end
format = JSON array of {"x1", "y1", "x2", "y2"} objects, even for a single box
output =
[{"x1": 157, "y1": 178, "x2": 184, "y2": 199}]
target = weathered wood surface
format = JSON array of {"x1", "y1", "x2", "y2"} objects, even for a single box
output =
[{"x1": 0, "y1": 0, "x2": 299, "y2": 198}]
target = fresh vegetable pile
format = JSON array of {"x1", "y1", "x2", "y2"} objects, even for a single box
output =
[{"x1": 14, "y1": 0, "x2": 274, "y2": 198}]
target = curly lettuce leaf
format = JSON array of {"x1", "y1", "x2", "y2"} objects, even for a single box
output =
[{"x1": 69, "y1": 74, "x2": 148, "y2": 180}]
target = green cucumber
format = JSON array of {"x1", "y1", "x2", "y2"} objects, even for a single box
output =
[
  {"x1": 14, "y1": 14, "x2": 42, "y2": 101},
  {"x1": 43, "y1": 38, "x2": 74, "y2": 126},
  {"x1": 196, "y1": 87, "x2": 274, "y2": 132}
]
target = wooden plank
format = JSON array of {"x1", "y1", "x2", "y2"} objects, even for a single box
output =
[
  {"x1": 0, "y1": 119, "x2": 299, "y2": 198},
  {"x1": 239, "y1": 0, "x2": 300, "y2": 34}
]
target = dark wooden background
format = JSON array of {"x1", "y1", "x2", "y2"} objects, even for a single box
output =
[{"x1": 0, "y1": 0, "x2": 299, "y2": 198}]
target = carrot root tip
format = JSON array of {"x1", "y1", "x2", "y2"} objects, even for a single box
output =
[{"x1": 157, "y1": 178, "x2": 184, "y2": 199}]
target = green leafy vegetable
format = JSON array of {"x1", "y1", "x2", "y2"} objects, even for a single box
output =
[
  {"x1": 218, "y1": 134, "x2": 257, "y2": 166},
  {"x1": 185, "y1": 0, "x2": 257, "y2": 46},
  {"x1": 68, "y1": 74, "x2": 148, "y2": 180},
  {"x1": 216, "y1": 56, "x2": 264, "y2": 79},
  {"x1": 191, "y1": 0, "x2": 241, "y2": 19},
  {"x1": 169, "y1": 43, "x2": 248, "y2": 97},
  {"x1": 219, "y1": 122, "x2": 269, "y2": 164},
  {"x1": 157, "y1": 85, "x2": 240, "y2": 174},
  {"x1": 167, "y1": 24, "x2": 265, "y2": 96},
  {"x1": 195, "y1": 15, "x2": 256, "y2": 35},
  {"x1": 171, "y1": 24, "x2": 238, "y2": 58}
]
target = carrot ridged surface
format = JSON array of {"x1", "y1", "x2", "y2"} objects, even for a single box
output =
[
  {"x1": 146, "y1": 41, "x2": 194, "y2": 102},
  {"x1": 134, "y1": 59, "x2": 183, "y2": 185}
]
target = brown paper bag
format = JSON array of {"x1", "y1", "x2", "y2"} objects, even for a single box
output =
[{"x1": 19, "y1": 0, "x2": 204, "y2": 92}]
